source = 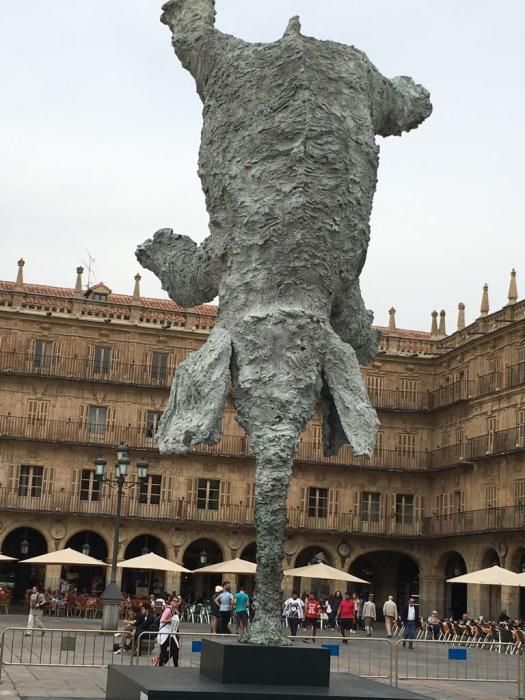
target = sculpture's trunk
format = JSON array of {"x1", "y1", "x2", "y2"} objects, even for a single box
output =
[{"x1": 241, "y1": 434, "x2": 295, "y2": 646}]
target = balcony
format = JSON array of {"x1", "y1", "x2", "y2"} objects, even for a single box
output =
[
  {"x1": 0, "y1": 487, "x2": 422, "y2": 536},
  {"x1": 423, "y1": 505, "x2": 525, "y2": 537},
  {"x1": 0, "y1": 351, "x2": 173, "y2": 389},
  {"x1": 0, "y1": 353, "x2": 484, "y2": 414},
  {"x1": 0, "y1": 415, "x2": 431, "y2": 471}
]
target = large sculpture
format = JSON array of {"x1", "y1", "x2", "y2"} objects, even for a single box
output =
[{"x1": 137, "y1": 0, "x2": 431, "y2": 645}]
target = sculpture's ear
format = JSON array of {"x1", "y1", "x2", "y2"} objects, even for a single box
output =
[
  {"x1": 156, "y1": 327, "x2": 232, "y2": 454},
  {"x1": 321, "y1": 330, "x2": 378, "y2": 457}
]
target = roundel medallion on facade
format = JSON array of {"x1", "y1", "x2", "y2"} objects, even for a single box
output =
[
  {"x1": 337, "y1": 541, "x2": 351, "y2": 559},
  {"x1": 283, "y1": 537, "x2": 298, "y2": 557},
  {"x1": 49, "y1": 522, "x2": 66, "y2": 540}
]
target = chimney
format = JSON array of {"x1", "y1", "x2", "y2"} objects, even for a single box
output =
[
  {"x1": 14, "y1": 258, "x2": 25, "y2": 288},
  {"x1": 479, "y1": 283, "x2": 489, "y2": 317},
  {"x1": 438, "y1": 309, "x2": 446, "y2": 337},
  {"x1": 388, "y1": 307, "x2": 396, "y2": 331},
  {"x1": 457, "y1": 303, "x2": 465, "y2": 331},
  {"x1": 75, "y1": 266, "x2": 84, "y2": 295},
  {"x1": 133, "y1": 273, "x2": 142, "y2": 301},
  {"x1": 430, "y1": 310, "x2": 439, "y2": 338},
  {"x1": 507, "y1": 269, "x2": 518, "y2": 305}
]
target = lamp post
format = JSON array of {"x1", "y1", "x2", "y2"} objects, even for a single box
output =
[{"x1": 95, "y1": 443, "x2": 148, "y2": 630}]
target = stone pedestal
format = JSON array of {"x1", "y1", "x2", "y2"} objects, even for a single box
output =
[{"x1": 200, "y1": 639, "x2": 329, "y2": 687}]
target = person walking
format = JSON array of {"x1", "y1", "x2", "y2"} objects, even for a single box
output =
[
  {"x1": 303, "y1": 592, "x2": 321, "y2": 643},
  {"x1": 336, "y1": 592, "x2": 355, "y2": 644},
  {"x1": 233, "y1": 585, "x2": 250, "y2": 635},
  {"x1": 214, "y1": 581, "x2": 234, "y2": 634},
  {"x1": 210, "y1": 585, "x2": 222, "y2": 633},
  {"x1": 352, "y1": 593, "x2": 360, "y2": 633},
  {"x1": 283, "y1": 592, "x2": 304, "y2": 639},
  {"x1": 401, "y1": 597, "x2": 420, "y2": 649},
  {"x1": 362, "y1": 594, "x2": 376, "y2": 636},
  {"x1": 157, "y1": 599, "x2": 180, "y2": 666},
  {"x1": 25, "y1": 586, "x2": 46, "y2": 637},
  {"x1": 382, "y1": 595, "x2": 398, "y2": 638},
  {"x1": 329, "y1": 591, "x2": 342, "y2": 630}
]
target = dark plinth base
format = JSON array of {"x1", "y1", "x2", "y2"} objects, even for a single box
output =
[
  {"x1": 200, "y1": 638, "x2": 330, "y2": 686},
  {"x1": 106, "y1": 666, "x2": 430, "y2": 700}
]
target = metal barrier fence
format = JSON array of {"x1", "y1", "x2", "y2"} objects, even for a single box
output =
[
  {"x1": 133, "y1": 631, "x2": 393, "y2": 684},
  {"x1": 0, "y1": 627, "x2": 133, "y2": 680},
  {"x1": 393, "y1": 638, "x2": 525, "y2": 698},
  {"x1": 1, "y1": 626, "x2": 525, "y2": 698}
]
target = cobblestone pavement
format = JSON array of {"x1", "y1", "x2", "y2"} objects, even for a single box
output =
[{"x1": 0, "y1": 615, "x2": 519, "y2": 699}]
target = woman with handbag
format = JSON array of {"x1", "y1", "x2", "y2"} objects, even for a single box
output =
[{"x1": 157, "y1": 600, "x2": 180, "y2": 667}]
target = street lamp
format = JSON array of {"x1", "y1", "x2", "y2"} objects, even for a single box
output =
[
  {"x1": 20, "y1": 530, "x2": 29, "y2": 556},
  {"x1": 199, "y1": 549, "x2": 208, "y2": 565},
  {"x1": 95, "y1": 443, "x2": 148, "y2": 630}
]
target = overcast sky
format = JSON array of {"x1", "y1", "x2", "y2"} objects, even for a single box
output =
[{"x1": 1, "y1": 1, "x2": 523, "y2": 331}]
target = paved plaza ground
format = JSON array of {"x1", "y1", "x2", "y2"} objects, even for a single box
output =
[{"x1": 0, "y1": 614, "x2": 519, "y2": 700}]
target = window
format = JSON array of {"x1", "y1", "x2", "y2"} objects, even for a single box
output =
[
  {"x1": 197, "y1": 479, "x2": 220, "y2": 510},
  {"x1": 485, "y1": 483, "x2": 497, "y2": 509},
  {"x1": 488, "y1": 416, "x2": 497, "y2": 434},
  {"x1": 86, "y1": 406, "x2": 107, "y2": 435},
  {"x1": 366, "y1": 375, "x2": 384, "y2": 400},
  {"x1": 488, "y1": 356, "x2": 500, "y2": 372},
  {"x1": 33, "y1": 340, "x2": 54, "y2": 369},
  {"x1": 398, "y1": 433, "x2": 416, "y2": 456},
  {"x1": 395, "y1": 494, "x2": 414, "y2": 524},
  {"x1": 145, "y1": 411, "x2": 163, "y2": 438},
  {"x1": 307, "y1": 487, "x2": 328, "y2": 518},
  {"x1": 455, "y1": 427, "x2": 464, "y2": 445},
  {"x1": 374, "y1": 431, "x2": 384, "y2": 454},
  {"x1": 92, "y1": 292, "x2": 107, "y2": 301},
  {"x1": 310, "y1": 423, "x2": 322, "y2": 446},
  {"x1": 360, "y1": 492, "x2": 380, "y2": 522},
  {"x1": 401, "y1": 378, "x2": 418, "y2": 395},
  {"x1": 139, "y1": 475, "x2": 162, "y2": 505},
  {"x1": 93, "y1": 346, "x2": 112, "y2": 375},
  {"x1": 27, "y1": 399, "x2": 49, "y2": 426},
  {"x1": 151, "y1": 352, "x2": 169, "y2": 383},
  {"x1": 518, "y1": 410, "x2": 525, "y2": 444},
  {"x1": 80, "y1": 469, "x2": 100, "y2": 502},
  {"x1": 514, "y1": 480, "x2": 525, "y2": 507},
  {"x1": 18, "y1": 465, "x2": 44, "y2": 498}
]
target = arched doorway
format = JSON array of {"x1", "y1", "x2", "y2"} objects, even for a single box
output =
[
  {"x1": 1, "y1": 527, "x2": 47, "y2": 600},
  {"x1": 239, "y1": 542, "x2": 256, "y2": 594},
  {"x1": 481, "y1": 548, "x2": 501, "y2": 620},
  {"x1": 293, "y1": 546, "x2": 332, "y2": 600},
  {"x1": 349, "y1": 551, "x2": 420, "y2": 618},
  {"x1": 181, "y1": 538, "x2": 223, "y2": 602},
  {"x1": 122, "y1": 535, "x2": 166, "y2": 596},
  {"x1": 443, "y1": 552, "x2": 467, "y2": 620},
  {"x1": 510, "y1": 548, "x2": 525, "y2": 618},
  {"x1": 64, "y1": 531, "x2": 108, "y2": 595}
]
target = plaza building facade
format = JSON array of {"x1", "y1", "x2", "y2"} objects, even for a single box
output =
[{"x1": 0, "y1": 259, "x2": 524, "y2": 620}]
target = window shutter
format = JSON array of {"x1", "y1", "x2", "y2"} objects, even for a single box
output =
[
  {"x1": 8, "y1": 465, "x2": 20, "y2": 492},
  {"x1": 72, "y1": 469, "x2": 80, "y2": 497},
  {"x1": 353, "y1": 491, "x2": 360, "y2": 516},
  {"x1": 219, "y1": 480, "x2": 231, "y2": 507},
  {"x1": 80, "y1": 404, "x2": 87, "y2": 424},
  {"x1": 167, "y1": 353, "x2": 174, "y2": 383},
  {"x1": 43, "y1": 467, "x2": 54, "y2": 495},
  {"x1": 145, "y1": 351, "x2": 152, "y2": 382},
  {"x1": 414, "y1": 495, "x2": 422, "y2": 519},
  {"x1": 161, "y1": 474, "x2": 174, "y2": 503},
  {"x1": 459, "y1": 491, "x2": 465, "y2": 512},
  {"x1": 433, "y1": 495, "x2": 440, "y2": 515},
  {"x1": 245, "y1": 482, "x2": 255, "y2": 508},
  {"x1": 328, "y1": 488, "x2": 339, "y2": 515},
  {"x1": 110, "y1": 346, "x2": 119, "y2": 375},
  {"x1": 389, "y1": 494, "x2": 396, "y2": 515},
  {"x1": 186, "y1": 478, "x2": 197, "y2": 505},
  {"x1": 107, "y1": 407, "x2": 117, "y2": 439},
  {"x1": 299, "y1": 487, "x2": 307, "y2": 512}
]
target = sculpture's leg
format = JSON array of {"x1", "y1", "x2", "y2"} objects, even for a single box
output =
[
  {"x1": 241, "y1": 437, "x2": 294, "y2": 646},
  {"x1": 136, "y1": 228, "x2": 219, "y2": 307}
]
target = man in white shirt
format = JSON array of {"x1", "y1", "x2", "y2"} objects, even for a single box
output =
[
  {"x1": 401, "y1": 597, "x2": 419, "y2": 649},
  {"x1": 282, "y1": 592, "x2": 304, "y2": 638},
  {"x1": 382, "y1": 595, "x2": 398, "y2": 637}
]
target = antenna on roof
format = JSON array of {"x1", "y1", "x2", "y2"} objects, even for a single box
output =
[{"x1": 82, "y1": 250, "x2": 96, "y2": 289}]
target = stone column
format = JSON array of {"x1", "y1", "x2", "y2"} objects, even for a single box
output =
[
  {"x1": 164, "y1": 572, "x2": 181, "y2": 596},
  {"x1": 418, "y1": 575, "x2": 443, "y2": 616},
  {"x1": 467, "y1": 584, "x2": 482, "y2": 618},
  {"x1": 501, "y1": 585, "x2": 519, "y2": 619}
]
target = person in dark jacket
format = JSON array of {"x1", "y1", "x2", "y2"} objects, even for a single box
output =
[{"x1": 401, "y1": 597, "x2": 420, "y2": 649}]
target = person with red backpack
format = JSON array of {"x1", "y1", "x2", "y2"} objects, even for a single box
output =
[{"x1": 303, "y1": 592, "x2": 321, "y2": 643}]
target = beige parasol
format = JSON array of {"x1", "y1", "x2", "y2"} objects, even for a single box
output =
[
  {"x1": 0, "y1": 554, "x2": 17, "y2": 562},
  {"x1": 117, "y1": 552, "x2": 190, "y2": 573},
  {"x1": 447, "y1": 565, "x2": 524, "y2": 587},
  {"x1": 20, "y1": 548, "x2": 108, "y2": 567},
  {"x1": 192, "y1": 557, "x2": 256, "y2": 575},
  {"x1": 283, "y1": 562, "x2": 369, "y2": 584}
]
